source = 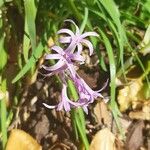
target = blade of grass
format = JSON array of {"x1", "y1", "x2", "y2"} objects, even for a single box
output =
[
  {"x1": 80, "y1": 7, "x2": 88, "y2": 33},
  {"x1": 98, "y1": 28, "x2": 124, "y2": 137},
  {"x1": 24, "y1": 0, "x2": 37, "y2": 51},
  {"x1": 23, "y1": 20, "x2": 30, "y2": 62},
  {"x1": 67, "y1": 0, "x2": 82, "y2": 21},
  {"x1": 0, "y1": 0, "x2": 4, "y2": 7},
  {"x1": 0, "y1": 36, "x2": 7, "y2": 71},
  {"x1": 0, "y1": 79, "x2": 7, "y2": 149},
  {"x1": 12, "y1": 42, "x2": 44, "y2": 83},
  {"x1": 97, "y1": 0, "x2": 128, "y2": 80}
]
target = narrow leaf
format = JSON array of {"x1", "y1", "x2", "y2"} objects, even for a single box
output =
[
  {"x1": 12, "y1": 42, "x2": 44, "y2": 83},
  {"x1": 24, "y1": 0, "x2": 37, "y2": 51}
]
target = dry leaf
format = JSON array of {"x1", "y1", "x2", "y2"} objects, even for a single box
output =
[
  {"x1": 47, "y1": 37, "x2": 54, "y2": 47},
  {"x1": 126, "y1": 121, "x2": 144, "y2": 150},
  {"x1": 129, "y1": 101, "x2": 150, "y2": 120},
  {"x1": 6, "y1": 129, "x2": 42, "y2": 150},
  {"x1": 117, "y1": 79, "x2": 144, "y2": 112},
  {"x1": 89, "y1": 128, "x2": 116, "y2": 150},
  {"x1": 93, "y1": 101, "x2": 112, "y2": 129}
]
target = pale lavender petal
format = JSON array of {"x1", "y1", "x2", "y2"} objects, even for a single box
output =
[
  {"x1": 103, "y1": 97, "x2": 109, "y2": 103},
  {"x1": 45, "y1": 54, "x2": 61, "y2": 60},
  {"x1": 59, "y1": 36, "x2": 71, "y2": 43},
  {"x1": 38, "y1": 71, "x2": 54, "y2": 77},
  {"x1": 66, "y1": 63, "x2": 76, "y2": 78},
  {"x1": 58, "y1": 83, "x2": 71, "y2": 111},
  {"x1": 51, "y1": 46, "x2": 64, "y2": 54},
  {"x1": 70, "y1": 53, "x2": 85, "y2": 62},
  {"x1": 57, "y1": 29, "x2": 74, "y2": 38},
  {"x1": 80, "y1": 77, "x2": 103, "y2": 99},
  {"x1": 82, "y1": 105, "x2": 88, "y2": 114},
  {"x1": 42, "y1": 60, "x2": 65, "y2": 71},
  {"x1": 80, "y1": 32, "x2": 99, "y2": 39},
  {"x1": 64, "y1": 19, "x2": 80, "y2": 35},
  {"x1": 65, "y1": 42, "x2": 76, "y2": 53},
  {"x1": 77, "y1": 43, "x2": 83, "y2": 55},
  {"x1": 96, "y1": 79, "x2": 109, "y2": 92},
  {"x1": 43, "y1": 103, "x2": 56, "y2": 109},
  {"x1": 81, "y1": 39, "x2": 94, "y2": 55}
]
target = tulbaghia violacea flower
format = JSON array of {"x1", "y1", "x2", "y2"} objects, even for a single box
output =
[
  {"x1": 42, "y1": 45, "x2": 84, "y2": 78},
  {"x1": 73, "y1": 74, "x2": 108, "y2": 113},
  {"x1": 57, "y1": 19, "x2": 99, "y2": 55},
  {"x1": 42, "y1": 19, "x2": 107, "y2": 113},
  {"x1": 43, "y1": 83, "x2": 82, "y2": 111}
]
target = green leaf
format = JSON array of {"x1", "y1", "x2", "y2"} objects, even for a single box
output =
[
  {"x1": 23, "y1": 20, "x2": 30, "y2": 62},
  {"x1": 0, "y1": 36, "x2": 7, "y2": 70},
  {"x1": 0, "y1": 0, "x2": 4, "y2": 7},
  {"x1": 98, "y1": 28, "x2": 123, "y2": 137},
  {"x1": 0, "y1": 79, "x2": 7, "y2": 149},
  {"x1": 12, "y1": 42, "x2": 44, "y2": 83},
  {"x1": 24, "y1": 0, "x2": 37, "y2": 51},
  {"x1": 80, "y1": 7, "x2": 88, "y2": 33},
  {"x1": 100, "y1": 0, "x2": 127, "y2": 63}
]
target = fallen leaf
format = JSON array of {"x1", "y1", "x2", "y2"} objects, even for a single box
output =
[
  {"x1": 126, "y1": 121, "x2": 144, "y2": 150},
  {"x1": 89, "y1": 128, "x2": 116, "y2": 150},
  {"x1": 93, "y1": 101, "x2": 112, "y2": 129},
  {"x1": 129, "y1": 100, "x2": 150, "y2": 120},
  {"x1": 6, "y1": 129, "x2": 42, "y2": 150},
  {"x1": 47, "y1": 37, "x2": 54, "y2": 47},
  {"x1": 117, "y1": 79, "x2": 144, "y2": 112}
]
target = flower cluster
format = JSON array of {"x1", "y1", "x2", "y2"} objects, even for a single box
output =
[{"x1": 42, "y1": 19, "x2": 107, "y2": 114}]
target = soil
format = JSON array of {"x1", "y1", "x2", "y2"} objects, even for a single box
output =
[{"x1": 8, "y1": 53, "x2": 150, "y2": 150}]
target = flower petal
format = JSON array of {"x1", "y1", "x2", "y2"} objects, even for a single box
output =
[
  {"x1": 45, "y1": 54, "x2": 61, "y2": 60},
  {"x1": 96, "y1": 79, "x2": 109, "y2": 92},
  {"x1": 57, "y1": 29, "x2": 74, "y2": 38},
  {"x1": 42, "y1": 60, "x2": 65, "y2": 71},
  {"x1": 66, "y1": 63, "x2": 76, "y2": 78},
  {"x1": 43, "y1": 103, "x2": 56, "y2": 109},
  {"x1": 64, "y1": 19, "x2": 80, "y2": 35},
  {"x1": 70, "y1": 53, "x2": 85, "y2": 62},
  {"x1": 81, "y1": 39, "x2": 94, "y2": 55},
  {"x1": 51, "y1": 46, "x2": 64, "y2": 54},
  {"x1": 80, "y1": 32, "x2": 99, "y2": 39},
  {"x1": 77, "y1": 43, "x2": 83, "y2": 55},
  {"x1": 59, "y1": 36, "x2": 71, "y2": 43}
]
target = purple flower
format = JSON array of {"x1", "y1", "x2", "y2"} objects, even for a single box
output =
[
  {"x1": 42, "y1": 19, "x2": 107, "y2": 113},
  {"x1": 73, "y1": 74, "x2": 106, "y2": 113},
  {"x1": 42, "y1": 45, "x2": 84, "y2": 78},
  {"x1": 57, "y1": 19, "x2": 99, "y2": 55},
  {"x1": 43, "y1": 83, "x2": 82, "y2": 112}
]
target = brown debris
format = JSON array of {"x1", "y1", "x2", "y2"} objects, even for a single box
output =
[{"x1": 126, "y1": 121, "x2": 144, "y2": 150}]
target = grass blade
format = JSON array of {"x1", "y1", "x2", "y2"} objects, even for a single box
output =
[
  {"x1": 98, "y1": 28, "x2": 123, "y2": 136},
  {"x1": 23, "y1": 20, "x2": 30, "y2": 62},
  {"x1": 97, "y1": 0, "x2": 127, "y2": 78},
  {"x1": 0, "y1": 79, "x2": 7, "y2": 149},
  {"x1": 80, "y1": 7, "x2": 88, "y2": 33},
  {"x1": 24, "y1": 0, "x2": 37, "y2": 51},
  {"x1": 12, "y1": 42, "x2": 44, "y2": 83},
  {"x1": 0, "y1": 36, "x2": 7, "y2": 71}
]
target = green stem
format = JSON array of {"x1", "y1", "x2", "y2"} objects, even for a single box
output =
[{"x1": 68, "y1": 80, "x2": 89, "y2": 150}]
